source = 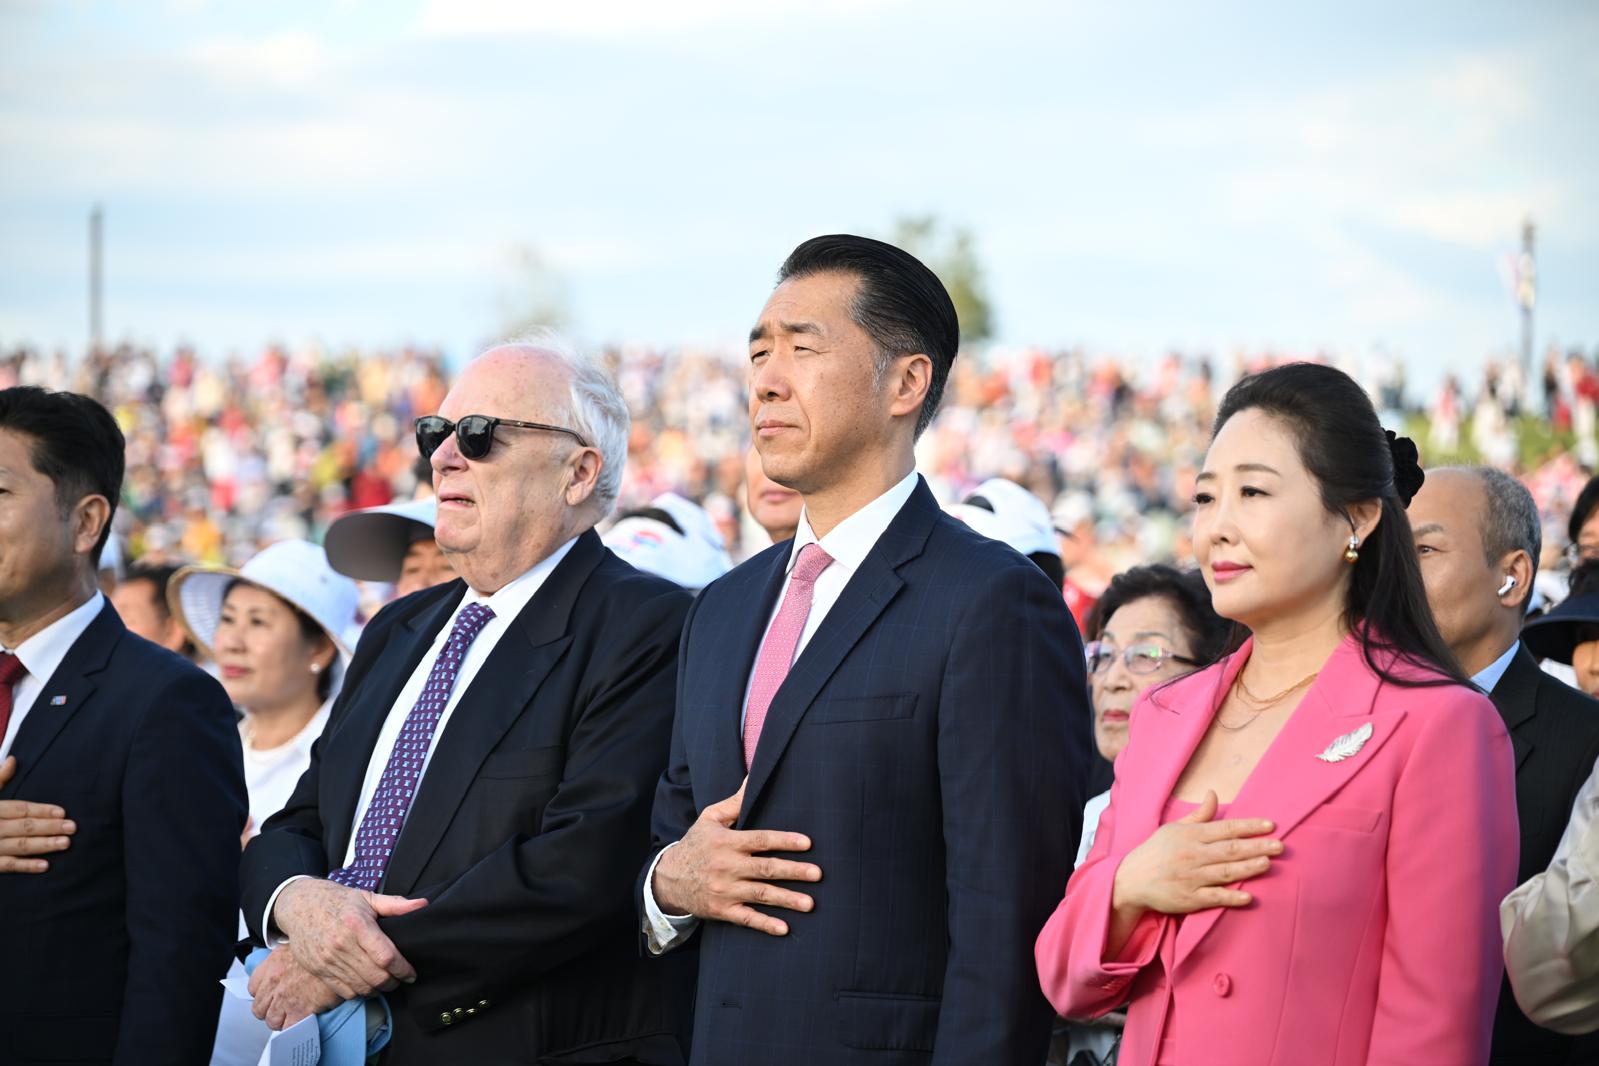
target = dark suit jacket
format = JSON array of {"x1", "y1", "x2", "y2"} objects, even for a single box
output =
[
  {"x1": 645, "y1": 478, "x2": 1092, "y2": 1066},
  {"x1": 0, "y1": 601, "x2": 246, "y2": 1066},
  {"x1": 1489, "y1": 645, "x2": 1599, "y2": 1066},
  {"x1": 242, "y1": 531, "x2": 693, "y2": 1066}
]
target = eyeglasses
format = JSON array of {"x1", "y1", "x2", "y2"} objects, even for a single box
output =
[
  {"x1": 1565, "y1": 542, "x2": 1599, "y2": 566},
  {"x1": 1084, "y1": 641, "x2": 1200, "y2": 676},
  {"x1": 415, "y1": 414, "x2": 590, "y2": 462}
]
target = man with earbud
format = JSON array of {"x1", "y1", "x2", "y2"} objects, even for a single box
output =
[{"x1": 1410, "y1": 466, "x2": 1599, "y2": 1066}]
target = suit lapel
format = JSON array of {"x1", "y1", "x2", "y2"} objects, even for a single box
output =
[
  {"x1": 379, "y1": 532, "x2": 602, "y2": 896},
  {"x1": 1175, "y1": 635, "x2": 1405, "y2": 964},
  {"x1": 322, "y1": 585, "x2": 464, "y2": 867},
  {"x1": 1489, "y1": 646, "x2": 1539, "y2": 773},
  {"x1": 703, "y1": 548, "x2": 789, "y2": 803},
  {"x1": 1116, "y1": 645, "x2": 1251, "y2": 852},
  {"x1": 1, "y1": 602, "x2": 118, "y2": 798},
  {"x1": 738, "y1": 481, "x2": 936, "y2": 825}
]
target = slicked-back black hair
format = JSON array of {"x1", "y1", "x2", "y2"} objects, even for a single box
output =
[
  {"x1": 777, "y1": 234, "x2": 959, "y2": 438},
  {"x1": 0, "y1": 386, "x2": 124, "y2": 566}
]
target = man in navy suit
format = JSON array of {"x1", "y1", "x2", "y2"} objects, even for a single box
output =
[
  {"x1": 642, "y1": 235, "x2": 1092, "y2": 1065},
  {"x1": 0, "y1": 386, "x2": 247, "y2": 1065}
]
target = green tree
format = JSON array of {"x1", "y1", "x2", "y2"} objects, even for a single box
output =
[{"x1": 889, "y1": 215, "x2": 994, "y2": 345}]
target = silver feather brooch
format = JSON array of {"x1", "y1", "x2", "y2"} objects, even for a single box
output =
[{"x1": 1315, "y1": 722, "x2": 1373, "y2": 763}]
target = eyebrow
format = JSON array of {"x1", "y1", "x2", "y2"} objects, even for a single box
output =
[
  {"x1": 1098, "y1": 629, "x2": 1173, "y2": 643},
  {"x1": 1194, "y1": 462, "x2": 1282, "y2": 482},
  {"x1": 748, "y1": 320, "x2": 825, "y2": 344},
  {"x1": 1412, "y1": 523, "x2": 1446, "y2": 538}
]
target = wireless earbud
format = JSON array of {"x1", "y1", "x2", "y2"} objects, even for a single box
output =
[{"x1": 1496, "y1": 575, "x2": 1518, "y2": 597}]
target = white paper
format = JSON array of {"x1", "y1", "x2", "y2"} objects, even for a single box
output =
[
  {"x1": 219, "y1": 975, "x2": 254, "y2": 1001},
  {"x1": 265, "y1": 1014, "x2": 320, "y2": 1066}
]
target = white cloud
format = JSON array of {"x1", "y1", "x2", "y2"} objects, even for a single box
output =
[
  {"x1": 415, "y1": 0, "x2": 905, "y2": 37},
  {"x1": 189, "y1": 31, "x2": 330, "y2": 91},
  {"x1": 1136, "y1": 48, "x2": 1581, "y2": 251}
]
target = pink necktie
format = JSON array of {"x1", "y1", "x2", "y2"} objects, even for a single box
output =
[{"x1": 743, "y1": 543, "x2": 833, "y2": 768}]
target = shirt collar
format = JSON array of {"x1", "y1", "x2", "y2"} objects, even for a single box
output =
[
  {"x1": 5, "y1": 592, "x2": 105, "y2": 686},
  {"x1": 461, "y1": 537, "x2": 579, "y2": 621},
  {"x1": 1472, "y1": 640, "x2": 1521, "y2": 694},
  {"x1": 790, "y1": 471, "x2": 920, "y2": 577}
]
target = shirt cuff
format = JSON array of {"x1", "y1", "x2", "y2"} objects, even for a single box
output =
[
  {"x1": 262, "y1": 875, "x2": 315, "y2": 948},
  {"x1": 643, "y1": 843, "x2": 699, "y2": 955}
]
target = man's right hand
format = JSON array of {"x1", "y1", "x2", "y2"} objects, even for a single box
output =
[
  {"x1": 0, "y1": 756, "x2": 73, "y2": 874},
  {"x1": 271, "y1": 877, "x2": 429, "y2": 999},
  {"x1": 652, "y1": 778, "x2": 822, "y2": 936}
]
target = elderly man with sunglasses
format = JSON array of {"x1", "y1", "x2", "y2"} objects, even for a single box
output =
[{"x1": 241, "y1": 336, "x2": 694, "y2": 1066}]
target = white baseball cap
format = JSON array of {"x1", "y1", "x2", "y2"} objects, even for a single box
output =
[
  {"x1": 169, "y1": 539, "x2": 361, "y2": 660},
  {"x1": 323, "y1": 497, "x2": 439, "y2": 584},
  {"x1": 961, "y1": 478, "x2": 1060, "y2": 558},
  {"x1": 604, "y1": 493, "x2": 733, "y2": 590}
]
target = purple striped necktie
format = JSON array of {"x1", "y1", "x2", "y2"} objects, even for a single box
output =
[{"x1": 330, "y1": 601, "x2": 495, "y2": 892}]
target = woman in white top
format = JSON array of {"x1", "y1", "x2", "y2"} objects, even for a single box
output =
[
  {"x1": 1053, "y1": 565, "x2": 1231, "y2": 1066},
  {"x1": 169, "y1": 539, "x2": 359, "y2": 1066}
]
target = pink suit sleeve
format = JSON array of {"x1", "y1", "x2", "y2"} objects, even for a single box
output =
[{"x1": 1366, "y1": 688, "x2": 1519, "y2": 1066}]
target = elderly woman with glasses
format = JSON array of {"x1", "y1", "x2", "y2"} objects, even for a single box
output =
[{"x1": 1078, "y1": 566, "x2": 1234, "y2": 864}]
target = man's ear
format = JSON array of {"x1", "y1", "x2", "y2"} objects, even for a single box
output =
[
  {"x1": 564, "y1": 447, "x2": 602, "y2": 508},
  {"x1": 886, "y1": 352, "x2": 932, "y2": 423},
  {"x1": 72, "y1": 494, "x2": 112, "y2": 560},
  {"x1": 1498, "y1": 549, "x2": 1535, "y2": 610}
]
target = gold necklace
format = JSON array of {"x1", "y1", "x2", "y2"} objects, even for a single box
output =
[
  {"x1": 1216, "y1": 670, "x2": 1318, "y2": 732},
  {"x1": 1235, "y1": 669, "x2": 1319, "y2": 706}
]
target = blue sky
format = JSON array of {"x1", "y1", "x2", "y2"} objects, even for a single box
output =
[{"x1": 2, "y1": 0, "x2": 1596, "y2": 389}]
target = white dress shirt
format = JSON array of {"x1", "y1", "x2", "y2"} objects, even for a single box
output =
[
  {"x1": 644, "y1": 471, "x2": 920, "y2": 952},
  {"x1": 264, "y1": 538, "x2": 576, "y2": 938},
  {"x1": 0, "y1": 592, "x2": 105, "y2": 761}
]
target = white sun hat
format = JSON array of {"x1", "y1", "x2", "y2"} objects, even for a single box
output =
[
  {"x1": 961, "y1": 478, "x2": 1060, "y2": 558},
  {"x1": 323, "y1": 497, "x2": 439, "y2": 584},
  {"x1": 168, "y1": 539, "x2": 361, "y2": 660},
  {"x1": 604, "y1": 493, "x2": 733, "y2": 590}
]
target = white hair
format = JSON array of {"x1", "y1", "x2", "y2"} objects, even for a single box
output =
[{"x1": 498, "y1": 329, "x2": 630, "y2": 515}]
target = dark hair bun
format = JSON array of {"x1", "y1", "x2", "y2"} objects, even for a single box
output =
[{"x1": 1385, "y1": 429, "x2": 1424, "y2": 507}]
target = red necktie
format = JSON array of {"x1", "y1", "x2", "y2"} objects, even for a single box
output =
[{"x1": 0, "y1": 652, "x2": 28, "y2": 744}]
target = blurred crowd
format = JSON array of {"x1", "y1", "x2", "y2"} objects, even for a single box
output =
[{"x1": 5, "y1": 337, "x2": 1599, "y2": 601}]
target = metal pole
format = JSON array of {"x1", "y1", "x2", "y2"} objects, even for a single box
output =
[
  {"x1": 89, "y1": 204, "x2": 103, "y2": 353},
  {"x1": 1518, "y1": 217, "x2": 1536, "y2": 383}
]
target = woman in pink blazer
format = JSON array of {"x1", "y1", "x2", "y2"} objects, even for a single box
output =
[{"x1": 1036, "y1": 363, "x2": 1519, "y2": 1066}]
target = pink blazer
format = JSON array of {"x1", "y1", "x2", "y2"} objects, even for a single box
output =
[{"x1": 1036, "y1": 634, "x2": 1519, "y2": 1066}]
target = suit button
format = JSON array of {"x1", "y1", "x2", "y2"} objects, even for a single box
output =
[
  {"x1": 1213, "y1": 972, "x2": 1233, "y2": 997},
  {"x1": 478, "y1": 999, "x2": 490, "y2": 1008},
  {"x1": 466, "y1": 1008, "x2": 476, "y2": 1016},
  {"x1": 440, "y1": 1013, "x2": 453, "y2": 1026},
  {"x1": 453, "y1": 1007, "x2": 464, "y2": 1016}
]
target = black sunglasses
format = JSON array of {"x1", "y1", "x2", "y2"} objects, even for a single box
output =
[{"x1": 415, "y1": 414, "x2": 590, "y2": 461}]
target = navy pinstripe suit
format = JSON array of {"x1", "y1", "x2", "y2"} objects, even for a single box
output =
[{"x1": 646, "y1": 477, "x2": 1092, "y2": 1065}]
